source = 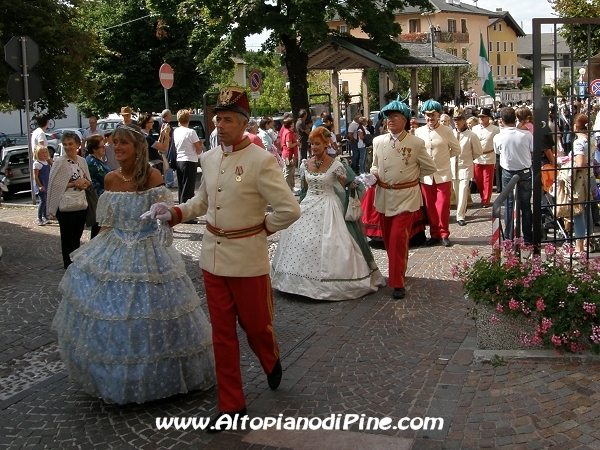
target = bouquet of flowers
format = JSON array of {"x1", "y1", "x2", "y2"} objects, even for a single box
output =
[{"x1": 452, "y1": 239, "x2": 600, "y2": 353}]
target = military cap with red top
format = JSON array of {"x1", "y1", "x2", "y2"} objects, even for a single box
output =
[{"x1": 213, "y1": 86, "x2": 250, "y2": 119}]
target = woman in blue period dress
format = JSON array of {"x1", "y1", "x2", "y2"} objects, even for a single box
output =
[
  {"x1": 271, "y1": 127, "x2": 385, "y2": 301},
  {"x1": 52, "y1": 124, "x2": 215, "y2": 404}
]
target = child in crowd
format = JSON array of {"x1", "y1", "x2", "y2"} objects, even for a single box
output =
[
  {"x1": 33, "y1": 144, "x2": 53, "y2": 225},
  {"x1": 516, "y1": 106, "x2": 534, "y2": 135}
]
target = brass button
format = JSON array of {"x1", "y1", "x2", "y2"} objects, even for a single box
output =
[
  {"x1": 384, "y1": 168, "x2": 388, "y2": 172},
  {"x1": 216, "y1": 206, "x2": 221, "y2": 210},
  {"x1": 217, "y1": 240, "x2": 221, "y2": 244},
  {"x1": 218, "y1": 188, "x2": 222, "y2": 192},
  {"x1": 221, "y1": 169, "x2": 225, "y2": 174}
]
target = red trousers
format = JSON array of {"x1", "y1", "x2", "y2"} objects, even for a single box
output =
[
  {"x1": 202, "y1": 270, "x2": 279, "y2": 412},
  {"x1": 379, "y1": 211, "x2": 414, "y2": 289},
  {"x1": 421, "y1": 181, "x2": 451, "y2": 239},
  {"x1": 473, "y1": 163, "x2": 495, "y2": 205}
]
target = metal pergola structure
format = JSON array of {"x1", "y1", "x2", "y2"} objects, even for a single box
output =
[{"x1": 307, "y1": 36, "x2": 470, "y2": 131}]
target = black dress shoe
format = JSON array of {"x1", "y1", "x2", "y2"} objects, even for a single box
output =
[
  {"x1": 393, "y1": 288, "x2": 406, "y2": 299},
  {"x1": 457, "y1": 220, "x2": 466, "y2": 226},
  {"x1": 183, "y1": 219, "x2": 198, "y2": 224},
  {"x1": 206, "y1": 408, "x2": 247, "y2": 433},
  {"x1": 425, "y1": 238, "x2": 441, "y2": 246},
  {"x1": 267, "y1": 358, "x2": 282, "y2": 390},
  {"x1": 441, "y1": 237, "x2": 452, "y2": 247},
  {"x1": 481, "y1": 203, "x2": 490, "y2": 208}
]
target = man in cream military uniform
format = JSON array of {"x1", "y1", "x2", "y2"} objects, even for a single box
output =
[
  {"x1": 472, "y1": 107, "x2": 500, "y2": 207},
  {"x1": 149, "y1": 86, "x2": 301, "y2": 430},
  {"x1": 370, "y1": 99, "x2": 437, "y2": 300},
  {"x1": 451, "y1": 109, "x2": 483, "y2": 226},
  {"x1": 415, "y1": 99, "x2": 461, "y2": 247}
]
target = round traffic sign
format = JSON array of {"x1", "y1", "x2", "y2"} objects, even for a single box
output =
[
  {"x1": 159, "y1": 63, "x2": 174, "y2": 89},
  {"x1": 249, "y1": 70, "x2": 261, "y2": 92},
  {"x1": 6, "y1": 71, "x2": 42, "y2": 104},
  {"x1": 590, "y1": 79, "x2": 600, "y2": 96}
]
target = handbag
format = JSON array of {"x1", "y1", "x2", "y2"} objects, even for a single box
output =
[
  {"x1": 345, "y1": 190, "x2": 363, "y2": 221},
  {"x1": 85, "y1": 185, "x2": 99, "y2": 227},
  {"x1": 166, "y1": 140, "x2": 177, "y2": 170},
  {"x1": 59, "y1": 188, "x2": 88, "y2": 212}
]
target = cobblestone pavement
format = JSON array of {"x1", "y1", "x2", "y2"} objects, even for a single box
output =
[{"x1": 1, "y1": 189, "x2": 599, "y2": 450}]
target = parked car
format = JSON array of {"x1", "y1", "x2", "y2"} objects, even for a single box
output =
[
  {"x1": 45, "y1": 132, "x2": 59, "y2": 157},
  {"x1": 97, "y1": 119, "x2": 122, "y2": 133},
  {"x1": 150, "y1": 114, "x2": 206, "y2": 142},
  {"x1": 53, "y1": 128, "x2": 85, "y2": 157},
  {"x1": 0, "y1": 133, "x2": 13, "y2": 150},
  {"x1": 0, "y1": 145, "x2": 31, "y2": 200}
]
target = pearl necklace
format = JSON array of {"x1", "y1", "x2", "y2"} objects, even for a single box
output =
[{"x1": 119, "y1": 167, "x2": 133, "y2": 182}]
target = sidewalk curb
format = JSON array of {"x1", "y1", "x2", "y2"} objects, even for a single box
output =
[{"x1": 474, "y1": 349, "x2": 600, "y2": 364}]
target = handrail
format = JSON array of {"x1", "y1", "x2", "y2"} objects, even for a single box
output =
[
  {"x1": 492, "y1": 174, "x2": 521, "y2": 242},
  {"x1": 492, "y1": 174, "x2": 520, "y2": 219}
]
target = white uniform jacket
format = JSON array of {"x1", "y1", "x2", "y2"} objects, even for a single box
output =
[
  {"x1": 169, "y1": 137, "x2": 301, "y2": 277},
  {"x1": 472, "y1": 123, "x2": 500, "y2": 165},
  {"x1": 451, "y1": 128, "x2": 484, "y2": 181},
  {"x1": 414, "y1": 124, "x2": 461, "y2": 185},
  {"x1": 370, "y1": 132, "x2": 438, "y2": 217}
]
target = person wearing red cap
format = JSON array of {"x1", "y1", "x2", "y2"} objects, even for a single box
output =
[{"x1": 148, "y1": 86, "x2": 301, "y2": 430}]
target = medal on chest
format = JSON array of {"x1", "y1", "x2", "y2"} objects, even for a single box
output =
[
  {"x1": 397, "y1": 146, "x2": 412, "y2": 165},
  {"x1": 235, "y1": 166, "x2": 243, "y2": 182}
]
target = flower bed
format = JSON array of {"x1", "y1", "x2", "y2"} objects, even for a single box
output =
[{"x1": 453, "y1": 240, "x2": 600, "y2": 353}]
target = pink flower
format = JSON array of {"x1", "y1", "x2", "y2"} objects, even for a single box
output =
[
  {"x1": 496, "y1": 303, "x2": 504, "y2": 313},
  {"x1": 536, "y1": 298, "x2": 546, "y2": 311},
  {"x1": 490, "y1": 314, "x2": 500, "y2": 324},
  {"x1": 583, "y1": 302, "x2": 597, "y2": 316},
  {"x1": 551, "y1": 335, "x2": 562, "y2": 346},
  {"x1": 567, "y1": 284, "x2": 578, "y2": 294},
  {"x1": 509, "y1": 298, "x2": 519, "y2": 310},
  {"x1": 559, "y1": 301, "x2": 565, "y2": 308},
  {"x1": 451, "y1": 265, "x2": 459, "y2": 278}
]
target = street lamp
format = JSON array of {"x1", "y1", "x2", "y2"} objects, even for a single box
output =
[{"x1": 421, "y1": 12, "x2": 435, "y2": 58}]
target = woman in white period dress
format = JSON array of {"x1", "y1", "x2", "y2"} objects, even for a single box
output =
[{"x1": 271, "y1": 127, "x2": 384, "y2": 301}]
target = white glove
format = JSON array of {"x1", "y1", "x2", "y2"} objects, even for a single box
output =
[
  {"x1": 355, "y1": 173, "x2": 377, "y2": 187},
  {"x1": 143, "y1": 202, "x2": 172, "y2": 222}
]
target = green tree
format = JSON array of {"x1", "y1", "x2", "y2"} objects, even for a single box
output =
[
  {"x1": 76, "y1": 0, "x2": 211, "y2": 117},
  {"x1": 550, "y1": 0, "x2": 600, "y2": 58},
  {"x1": 0, "y1": 0, "x2": 97, "y2": 118},
  {"x1": 148, "y1": 0, "x2": 433, "y2": 119}
]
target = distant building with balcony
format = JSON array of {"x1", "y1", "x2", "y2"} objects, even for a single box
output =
[
  {"x1": 517, "y1": 33, "x2": 584, "y2": 87},
  {"x1": 328, "y1": 0, "x2": 525, "y2": 98}
]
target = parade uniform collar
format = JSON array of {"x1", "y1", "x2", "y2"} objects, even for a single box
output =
[{"x1": 221, "y1": 136, "x2": 252, "y2": 153}]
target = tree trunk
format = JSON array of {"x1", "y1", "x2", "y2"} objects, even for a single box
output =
[{"x1": 281, "y1": 34, "x2": 310, "y2": 119}]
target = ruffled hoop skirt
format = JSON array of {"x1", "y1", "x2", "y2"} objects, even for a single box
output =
[{"x1": 53, "y1": 223, "x2": 215, "y2": 404}]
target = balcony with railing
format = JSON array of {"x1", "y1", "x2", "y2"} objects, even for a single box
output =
[{"x1": 398, "y1": 31, "x2": 469, "y2": 44}]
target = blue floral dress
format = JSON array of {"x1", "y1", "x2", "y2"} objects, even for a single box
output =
[{"x1": 52, "y1": 186, "x2": 215, "y2": 404}]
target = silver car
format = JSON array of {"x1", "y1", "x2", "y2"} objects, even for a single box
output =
[{"x1": 0, "y1": 145, "x2": 31, "y2": 200}]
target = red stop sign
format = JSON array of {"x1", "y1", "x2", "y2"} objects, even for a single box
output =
[{"x1": 159, "y1": 63, "x2": 174, "y2": 89}]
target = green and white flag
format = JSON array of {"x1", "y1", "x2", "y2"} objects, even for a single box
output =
[{"x1": 478, "y1": 32, "x2": 495, "y2": 98}]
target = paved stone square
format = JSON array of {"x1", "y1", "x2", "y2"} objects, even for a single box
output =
[{"x1": 0, "y1": 191, "x2": 599, "y2": 449}]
